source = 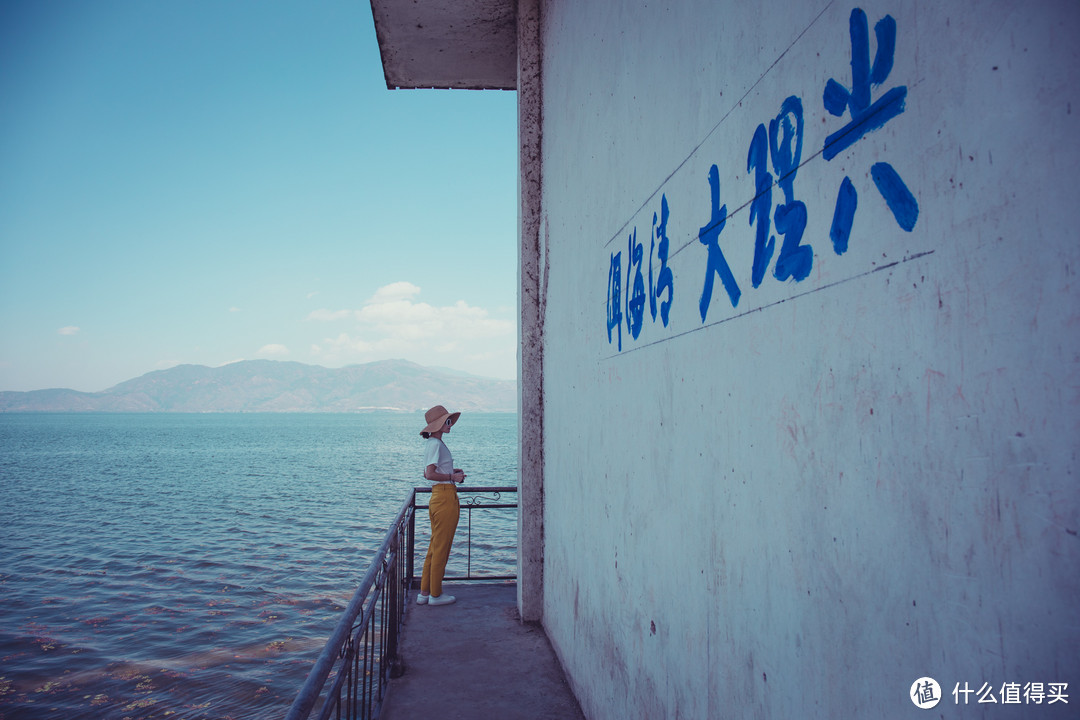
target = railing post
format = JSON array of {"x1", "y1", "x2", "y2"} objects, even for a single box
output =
[
  {"x1": 386, "y1": 539, "x2": 400, "y2": 681},
  {"x1": 407, "y1": 491, "x2": 416, "y2": 588}
]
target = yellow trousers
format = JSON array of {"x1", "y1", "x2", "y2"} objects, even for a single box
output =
[{"x1": 420, "y1": 484, "x2": 460, "y2": 597}]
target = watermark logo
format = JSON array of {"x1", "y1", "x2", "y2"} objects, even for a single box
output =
[
  {"x1": 910, "y1": 678, "x2": 1069, "y2": 708},
  {"x1": 911, "y1": 677, "x2": 942, "y2": 709}
]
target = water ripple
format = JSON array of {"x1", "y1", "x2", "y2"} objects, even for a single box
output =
[{"x1": 0, "y1": 412, "x2": 517, "y2": 719}]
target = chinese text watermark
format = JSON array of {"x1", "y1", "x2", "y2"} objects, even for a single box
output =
[{"x1": 911, "y1": 678, "x2": 1069, "y2": 709}]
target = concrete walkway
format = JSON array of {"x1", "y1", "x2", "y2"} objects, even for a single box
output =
[{"x1": 380, "y1": 582, "x2": 585, "y2": 720}]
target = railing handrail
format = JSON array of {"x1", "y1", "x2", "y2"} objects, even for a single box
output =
[
  {"x1": 284, "y1": 485, "x2": 519, "y2": 720},
  {"x1": 284, "y1": 489, "x2": 416, "y2": 720},
  {"x1": 413, "y1": 485, "x2": 519, "y2": 493},
  {"x1": 414, "y1": 485, "x2": 519, "y2": 582}
]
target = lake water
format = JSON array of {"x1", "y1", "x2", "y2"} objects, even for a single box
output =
[{"x1": 0, "y1": 412, "x2": 518, "y2": 719}]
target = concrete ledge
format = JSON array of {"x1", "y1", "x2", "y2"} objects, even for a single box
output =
[
  {"x1": 380, "y1": 583, "x2": 584, "y2": 720},
  {"x1": 369, "y1": 0, "x2": 517, "y2": 89}
]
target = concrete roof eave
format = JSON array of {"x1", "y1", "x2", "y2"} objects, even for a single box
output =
[{"x1": 369, "y1": 0, "x2": 517, "y2": 90}]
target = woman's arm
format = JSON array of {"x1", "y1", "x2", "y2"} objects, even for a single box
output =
[{"x1": 425, "y1": 464, "x2": 464, "y2": 482}]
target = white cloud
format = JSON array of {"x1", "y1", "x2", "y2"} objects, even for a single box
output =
[
  {"x1": 256, "y1": 344, "x2": 290, "y2": 357},
  {"x1": 370, "y1": 281, "x2": 421, "y2": 303},
  {"x1": 357, "y1": 285, "x2": 512, "y2": 340},
  {"x1": 229, "y1": 307, "x2": 242, "y2": 313},
  {"x1": 58, "y1": 326, "x2": 80, "y2": 336},
  {"x1": 308, "y1": 282, "x2": 515, "y2": 378}
]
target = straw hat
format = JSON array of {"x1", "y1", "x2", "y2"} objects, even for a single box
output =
[{"x1": 421, "y1": 405, "x2": 461, "y2": 435}]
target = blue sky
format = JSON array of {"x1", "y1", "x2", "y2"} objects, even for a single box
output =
[{"x1": 0, "y1": 0, "x2": 518, "y2": 392}]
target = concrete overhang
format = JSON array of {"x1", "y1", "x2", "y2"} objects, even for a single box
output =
[{"x1": 369, "y1": 0, "x2": 517, "y2": 90}]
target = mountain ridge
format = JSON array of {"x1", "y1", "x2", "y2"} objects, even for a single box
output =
[{"x1": 0, "y1": 359, "x2": 516, "y2": 413}]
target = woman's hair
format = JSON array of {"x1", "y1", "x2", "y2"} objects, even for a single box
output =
[{"x1": 420, "y1": 431, "x2": 431, "y2": 439}]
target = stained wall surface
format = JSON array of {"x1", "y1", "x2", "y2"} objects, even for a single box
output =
[{"x1": 533, "y1": 1, "x2": 1080, "y2": 717}]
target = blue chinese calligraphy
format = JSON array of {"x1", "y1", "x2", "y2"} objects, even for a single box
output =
[
  {"x1": 650, "y1": 194, "x2": 675, "y2": 326},
  {"x1": 823, "y1": 10, "x2": 903, "y2": 160},
  {"x1": 747, "y1": 125, "x2": 774, "y2": 288},
  {"x1": 626, "y1": 228, "x2": 647, "y2": 340},
  {"x1": 748, "y1": 96, "x2": 812, "y2": 287},
  {"x1": 605, "y1": 6, "x2": 921, "y2": 350},
  {"x1": 607, "y1": 251, "x2": 623, "y2": 351},
  {"x1": 698, "y1": 164, "x2": 741, "y2": 321},
  {"x1": 824, "y1": 7, "x2": 918, "y2": 240},
  {"x1": 606, "y1": 196, "x2": 679, "y2": 349},
  {"x1": 870, "y1": 162, "x2": 918, "y2": 231},
  {"x1": 769, "y1": 96, "x2": 812, "y2": 282},
  {"x1": 829, "y1": 176, "x2": 858, "y2": 254}
]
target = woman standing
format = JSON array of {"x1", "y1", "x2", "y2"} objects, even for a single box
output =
[{"x1": 416, "y1": 405, "x2": 465, "y2": 606}]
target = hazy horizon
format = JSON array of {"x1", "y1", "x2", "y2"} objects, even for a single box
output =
[{"x1": 1, "y1": 357, "x2": 518, "y2": 395}]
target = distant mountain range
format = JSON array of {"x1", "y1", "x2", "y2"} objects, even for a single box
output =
[{"x1": 0, "y1": 360, "x2": 516, "y2": 413}]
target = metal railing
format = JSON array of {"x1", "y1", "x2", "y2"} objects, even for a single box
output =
[
  {"x1": 284, "y1": 486, "x2": 518, "y2": 720},
  {"x1": 412, "y1": 486, "x2": 518, "y2": 581}
]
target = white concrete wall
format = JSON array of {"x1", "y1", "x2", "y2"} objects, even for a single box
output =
[{"x1": 534, "y1": 1, "x2": 1080, "y2": 718}]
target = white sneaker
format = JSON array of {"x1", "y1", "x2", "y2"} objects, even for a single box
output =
[
  {"x1": 427, "y1": 594, "x2": 456, "y2": 606},
  {"x1": 416, "y1": 593, "x2": 429, "y2": 605}
]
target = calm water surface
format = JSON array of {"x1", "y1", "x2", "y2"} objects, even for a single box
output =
[{"x1": 0, "y1": 412, "x2": 517, "y2": 719}]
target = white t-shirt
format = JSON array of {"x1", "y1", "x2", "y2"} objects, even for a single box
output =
[{"x1": 424, "y1": 437, "x2": 455, "y2": 485}]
